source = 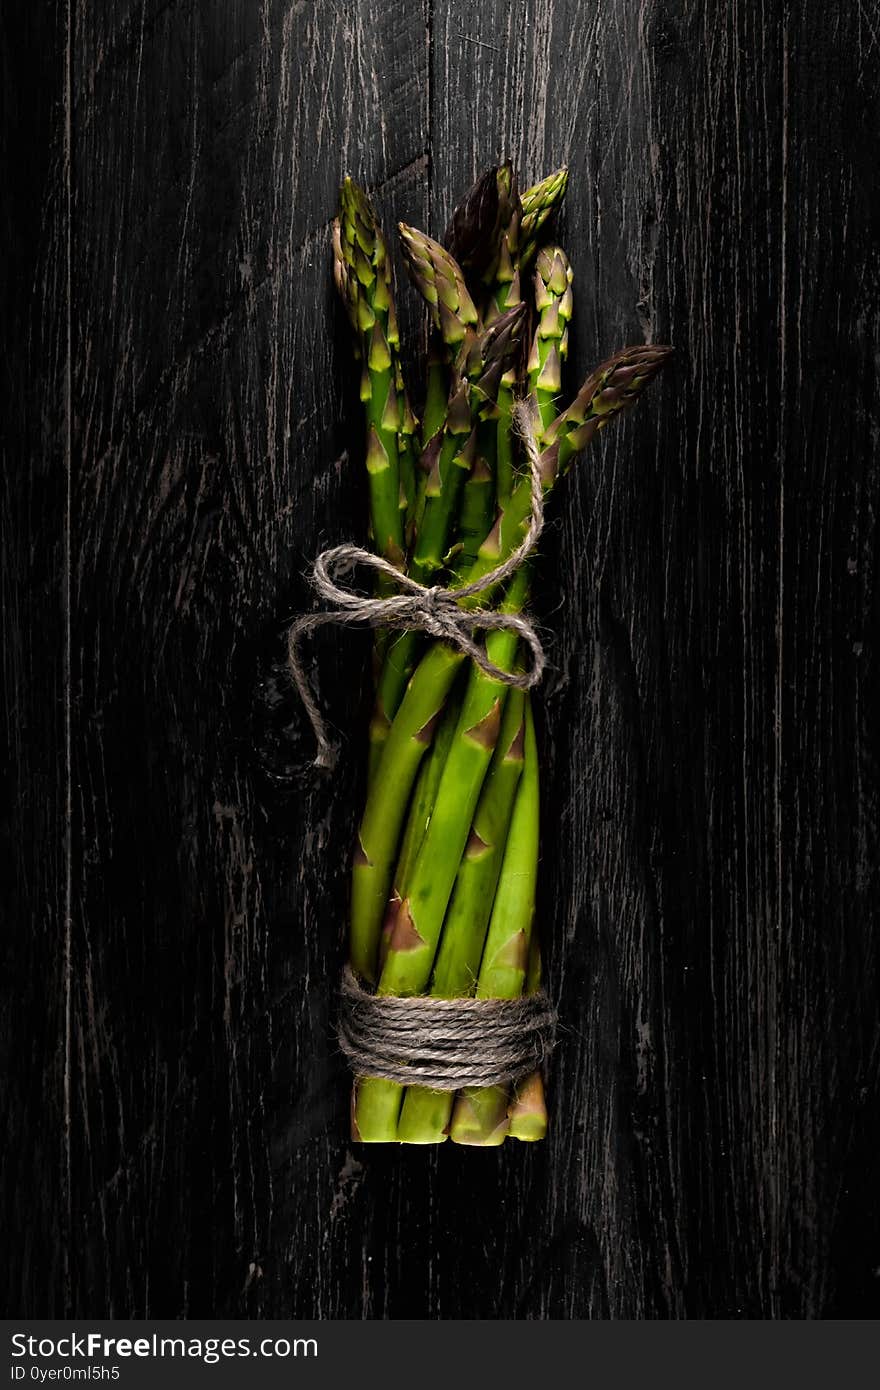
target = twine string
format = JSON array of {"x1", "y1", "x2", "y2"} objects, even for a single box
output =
[
  {"x1": 287, "y1": 399, "x2": 546, "y2": 768},
  {"x1": 336, "y1": 966, "x2": 556, "y2": 1090}
]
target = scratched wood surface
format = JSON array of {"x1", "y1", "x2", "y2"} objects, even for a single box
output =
[{"x1": 3, "y1": 0, "x2": 879, "y2": 1319}]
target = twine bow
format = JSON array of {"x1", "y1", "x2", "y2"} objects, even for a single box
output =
[{"x1": 288, "y1": 400, "x2": 546, "y2": 768}]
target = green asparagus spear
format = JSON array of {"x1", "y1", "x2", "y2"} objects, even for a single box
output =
[
  {"x1": 482, "y1": 162, "x2": 522, "y2": 321},
  {"x1": 396, "y1": 684, "x2": 526, "y2": 1143},
  {"x1": 350, "y1": 643, "x2": 464, "y2": 985},
  {"x1": 383, "y1": 682, "x2": 465, "y2": 966},
  {"x1": 479, "y1": 168, "x2": 523, "y2": 501},
  {"x1": 464, "y1": 342, "x2": 674, "y2": 603},
  {"x1": 507, "y1": 933, "x2": 549, "y2": 1142},
  {"x1": 456, "y1": 421, "x2": 496, "y2": 567},
  {"x1": 420, "y1": 333, "x2": 449, "y2": 459},
  {"x1": 518, "y1": 167, "x2": 569, "y2": 270},
  {"x1": 450, "y1": 695, "x2": 540, "y2": 1145},
  {"x1": 443, "y1": 162, "x2": 518, "y2": 294},
  {"x1": 398, "y1": 222, "x2": 479, "y2": 372},
  {"x1": 333, "y1": 180, "x2": 406, "y2": 564},
  {"x1": 528, "y1": 246, "x2": 574, "y2": 430},
  {"x1": 369, "y1": 284, "x2": 527, "y2": 763},
  {"x1": 410, "y1": 304, "x2": 526, "y2": 583},
  {"x1": 507, "y1": 1071, "x2": 549, "y2": 1142},
  {"x1": 542, "y1": 343, "x2": 674, "y2": 478},
  {"x1": 334, "y1": 180, "x2": 412, "y2": 779},
  {"x1": 454, "y1": 173, "x2": 565, "y2": 560},
  {"x1": 375, "y1": 569, "x2": 530, "y2": 1000},
  {"x1": 489, "y1": 165, "x2": 569, "y2": 502},
  {"x1": 430, "y1": 684, "x2": 526, "y2": 995},
  {"x1": 353, "y1": 685, "x2": 463, "y2": 1142},
  {"x1": 396, "y1": 365, "x2": 418, "y2": 541}
]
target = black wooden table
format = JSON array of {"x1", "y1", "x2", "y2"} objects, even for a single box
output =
[{"x1": 3, "y1": 0, "x2": 878, "y2": 1319}]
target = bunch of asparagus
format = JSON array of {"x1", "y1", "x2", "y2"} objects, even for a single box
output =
[{"x1": 332, "y1": 163, "x2": 670, "y2": 1145}]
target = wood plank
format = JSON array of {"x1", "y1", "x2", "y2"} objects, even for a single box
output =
[
  {"x1": 427, "y1": 0, "x2": 880, "y2": 1318},
  {"x1": 67, "y1": 0, "x2": 428, "y2": 1317},
  {"x1": 0, "y1": 2, "x2": 72, "y2": 1317}
]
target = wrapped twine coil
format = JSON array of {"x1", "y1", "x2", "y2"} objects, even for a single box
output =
[{"x1": 337, "y1": 966, "x2": 556, "y2": 1090}]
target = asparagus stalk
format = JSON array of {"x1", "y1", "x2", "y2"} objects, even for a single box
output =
[
  {"x1": 443, "y1": 162, "x2": 531, "y2": 510},
  {"x1": 524, "y1": 927, "x2": 543, "y2": 995},
  {"x1": 420, "y1": 333, "x2": 449, "y2": 455},
  {"x1": 471, "y1": 704, "x2": 539, "y2": 1001},
  {"x1": 396, "y1": 365, "x2": 418, "y2": 540},
  {"x1": 483, "y1": 162, "x2": 521, "y2": 320},
  {"x1": 334, "y1": 181, "x2": 413, "y2": 778},
  {"x1": 417, "y1": 161, "x2": 523, "y2": 555},
  {"x1": 456, "y1": 421, "x2": 496, "y2": 567},
  {"x1": 443, "y1": 161, "x2": 520, "y2": 305},
  {"x1": 353, "y1": 685, "x2": 464, "y2": 1142},
  {"x1": 450, "y1": 694, "x2": 540, "y2": 1145},
  {"x1": 396, "y1": 684, "x2": 526, "y2": 1144},
  {"x1": 367, "y1": 378, "x2": 468, "y2": 784},
  {"x1": 419, "y1": 163, "x2": 512, "y2": 532},
  {"x1": 362, "y1": 376, "x2": 420, "y2": 780},
  {"x1": 333, "y1": 179, "x2": 406, "y2": 564},
  {"x1": 447, "y1": 165, "x2": 565, "y2": 508},
  {"x1": 464, "y1": 164, "x2": 567, "y2": 511},
  {"x1": 542, "y1": 343, "x2": 674, "y2": 477},
  {"x1": 351, "y1": 1072, "x2": 403, "y2": 1143},
  {"x1": 507, "y1": 1071, "x2": 549, "y2": 1142},
  {"x1": 368, "y1": 228, "x2": 526, "y2": 749},
  {"x1": 483, "y1": 169, "x2": 523, "y2": 504},
  {"x1": 507, "y1": 920, "x2": 549, "y2": 1141},
  {"x1": 486, "y1": 167, "x2": 570, "y2": 505},
  {"x1": 463, "y1": 342, "x2": 673, "y2": 603},
  {"x1": 528, "y1": 246, "x2": 574, "y2": 431},
  {"x1": 431, "y1": 164, "x2": 515, "y2": 557},
  {"x1": 382, "y1": 684, "x2": 464, "y2": 968},
  {"x1": 410, "y1": 304, "x2": 526, "y2": 583},
  {"x1": 353, "y1": 575, "x2": 528, "y2": 1140},
  {"x1": 375, "y1": 568, "x2": 531, "y2": 998},
  {"x1": 350, "y1": 643, "x2": 464, "y2": 985},
  {"x1": 519, "y1": 167, "x2": 569, "y2": 270},
  {"x1": 398, "y1": 222, "x2": 479, "y2": 372},
  {"x1": 430, "y1": 683, "x2": 526, "y2": 994}
]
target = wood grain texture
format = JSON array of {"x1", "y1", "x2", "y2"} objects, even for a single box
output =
[
  {"x1": 2, "y1": 0, "x2": 878, "y2": 1319},
  {"x1": 1, "y1": 0, "x2": 72, "y2": 1317}
]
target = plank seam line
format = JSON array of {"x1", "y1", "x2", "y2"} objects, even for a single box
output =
[
  {"x1": 427, "y1": 0, "x2": 434, "y2": 222},
  {"x1": 62, "y1": 0, "x2": 74, "y2": 1319}
]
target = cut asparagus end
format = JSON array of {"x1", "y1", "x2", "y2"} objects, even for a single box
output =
[
  {"x1": 507, "y1": 1071, "x2": 549, "y2": 1142},
  {"x1": 396, "y1": 1087, "x2": 451, "y2": 1144},
  {"x1": 449, "y1": 1085, "x2": 510, "y2": 1145},
  {"x1": 351, "y1": 1076, "x2": 402, "y2": 1142}
]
